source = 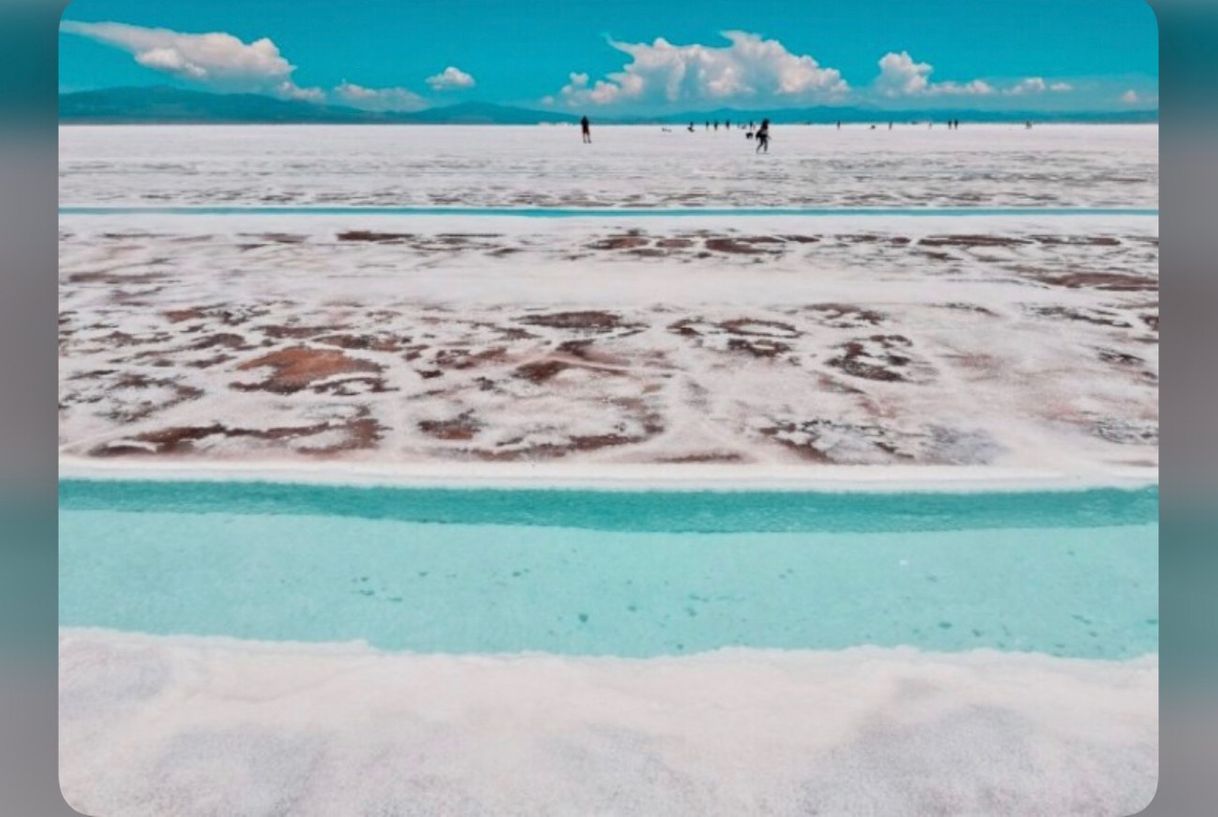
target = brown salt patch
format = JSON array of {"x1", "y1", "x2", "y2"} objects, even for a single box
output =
[
  {"x1": 186, "y1": 354, "x2": 235, "y2": 369},
  {"x1": 1030, "y1": 272, "x2": 1156, "y2": 291},
  {"x1": 656, "y1": 452, "x2": 746, "y2": 464},
  {"x1": 237, "y1": 232, "x2": 307, "y2": 244},
  {"x1": 418, "y1": 410, "x2": 482, "y2": 441},
  {"x1": 704, "y1": 237, "x2": 773, "y2": 254},
  {"x1": 518, "y1": 311, "x2": 640, "y2": 333},
  {"x1": 313, "y1": 376, "x2": 395, "y2": 396},
  {"x1": 164, "y1": 307, "x2": 206, "y2": 323},
  {"x1": 719, "y1": 318, "x2": 801, "y2": 338},
  {"x1": 99, "y1": 232, "x2": 171, "y2": 240},
  {"x1": 258, "y1": 325, "x2": 335, "y2": 340},
  {"x1": 1092, "y1": 418, "x2": 1159, "y2": 445},
  {"x1": 67, "y1": 368, "x2": 117, "y2": 381},
  {"x1": 69, "y1": 373, "x2": 203, "y2": 423},
  {"x1": 68, "y1": 271, "x2": 166, "y2": 285},
  {"x1": 514, "y1": 359, "x2": 572, "y2": 384},
  {"x1": 189, "y1": 333, "x2": 252, "y2": 351},
  {"x1": 1028, "y1": 306, "x2": 1132, "y2": 328},
  {"x1": 1029, "y1": 235, "x2": 1122, "y2": 246},
  {"x1": 184, "y1": 305, "x2": 273, "y2": 327},
  {"x1": 1096, "y1": 348, "x2": 1157, "y2": 383},
  {"x1": 1097, "y1": 348, "x2": 1144, "y2": 366},
  {"x1": 806, "y1": 304, "x2": 886, "y2": 328},
  {"x1": 670, "y1": 318, "x2": 800, "y2": 343},
  {"x1": 936, "y1": 302, "x2": 998, "y2": 317},
  {"x1": 816, "y1": 374, "x2": 866, "y2": 395},
  {"x1": 726, "y1": 338, "x2": 790, "y2": 358},
  {"x1": 432, "y1": 347, "x2": 508, "y2": 370},
  {"x1": 96, "y1": 330, "x2": 173, "y2": 348},
  {"x1": 336, "y1": 230, "x2": 416, "y2": 243},
  {"x1": 555, "y1": 340, "x2": 631, "y2": 367},
  {"x1": 233, "y1": 346, "x2": 382, "y2": 394},
  {"x1": 480, "y1": 417, "x2": 663, "y2": 461},
  {"x1": 90, "y1": 413, "x2": 384, "y2": 457},
  {"x1": 758, "y1": 419, "x2": 911, "y2": 464},
  {"x1": 315, "y1": 334, "x2": 404, "y2": 353},
  {"x1": 827, "y1": 335, "x2": 922, "y2": 383},
  {"x1": 668, "y1": 318, "x2": 703, "y2": 338},
  {"x1": 587, "y1": 232, "x2": 650, "y2": 251},
  {"x1": 918, "y1": 235, "x2": 1032, "y2": 248}
]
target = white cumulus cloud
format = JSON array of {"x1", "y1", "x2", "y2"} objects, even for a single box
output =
[
  {"x1": 60, "y1": 20, "x2": 440, "y2": 110},
  {"x1": 1006, "y1": 77, "x2": 1073, "y2": 95},
  {"x1": 874, "y1": 51, "x2": 993, "y2": 97},
  {"x1": 333, "y1": 81, "x2": 427, "y2": 112},
  {"x1": 61, "y1": 20, "x2": 295, "y2": 89},
  {"x1": 1121, "y1": 89, "x2": 1140, "y2": 104},
  {"x1": 277, "y1": 81, "x2": 326, "y2": 102},
  {"x1": 554, "y1": 31, "x2": 847, "y2": 109},
  {"x1": 426, "y1": 66, "x2": 475, "y2": 91}
]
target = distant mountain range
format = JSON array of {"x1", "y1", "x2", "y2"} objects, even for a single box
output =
[
  {"x1": 58, "y1": 86, "x2": 581, "y2": 125},
  {"x1": 59, "y1": 86, "x2": 1158, "y2": 125}
]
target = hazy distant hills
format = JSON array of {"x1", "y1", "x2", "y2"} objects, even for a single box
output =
[
  {"x1": 60, "y1": 86, "x2": 1158, "y2": 125},
  {"x1": 58, "y1": 86, "x2": 582, "y2": 125},
  {"x1": 623, "y1": 106, "x2": 1158, "y2": 125}
]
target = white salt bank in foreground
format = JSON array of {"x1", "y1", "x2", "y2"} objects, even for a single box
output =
[{"x1": 60, "y1": 630, "x2": 1156, "y2": 817}]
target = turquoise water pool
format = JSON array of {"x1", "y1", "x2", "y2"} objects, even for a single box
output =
[{"x1": 59, "y1": 480, "x2": 1157, "y2": 659}]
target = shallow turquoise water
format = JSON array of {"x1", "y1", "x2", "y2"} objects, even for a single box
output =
[
  {"x1": 59, "y1": 480, "x2": 1157, "y2": 659},
  {"x1": 58, "y1": 205, "x2": 1159, "y2": 218}
]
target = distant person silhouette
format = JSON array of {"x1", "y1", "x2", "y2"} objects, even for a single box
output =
[
  {"x1": 713, "y1": 121, "x2": 719, "y2": 131},
  {"x1": 688, "y1": 121, "x2": 695, "y2": 132},
  {"x1": 755, "y1": 118, "x2": 770, "y2": 153},
  {"x1": 836, "y1": 120, "x2": 841, "y2": 130},
  {"x1": 580, "y1": 115, "x2": 591, "y2": 143}
]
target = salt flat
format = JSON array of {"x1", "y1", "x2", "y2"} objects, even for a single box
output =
[
  {"x1": 60, "y1": 123, "x2": 1158, "y2": 209},
  {"x1": 59, "y1": 216, "x2": 1157, "y2": 474},
  {"x1": 60, "y1": 629, "x2": 1156, "y2": 817},
  {"x1": 58, "y1": 125, "x2": 1157, "y2": 475},
  {"x1": 57, "y1": 123, "x2": 1159, "y2": 816}
]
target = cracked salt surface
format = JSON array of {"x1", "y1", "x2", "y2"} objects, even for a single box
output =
[{"x1": 60, "y1": 212, "x2": 1157, "y2": 473}]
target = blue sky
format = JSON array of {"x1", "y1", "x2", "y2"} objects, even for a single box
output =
[{"x1": 59, "y1": 0, "x2": 1159, "y2": 111}]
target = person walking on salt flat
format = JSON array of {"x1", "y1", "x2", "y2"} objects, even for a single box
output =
[
  {"x1": 580, "y1": 115, "x2": 591, "y2": 143},
  {"x1": 755, "y1": 118, "x2": 770, "y2": 153}
]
